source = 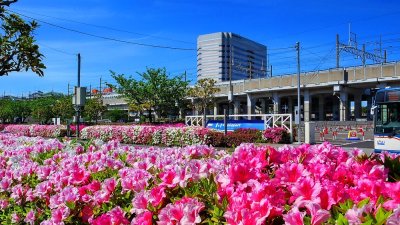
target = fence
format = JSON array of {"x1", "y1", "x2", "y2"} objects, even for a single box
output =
[
  {"x1": 312, "y1": 121, "x2": 374, "y2": 143},
  {"x1": 185, "y1": 114, "x2": 293, "y2": 142}
]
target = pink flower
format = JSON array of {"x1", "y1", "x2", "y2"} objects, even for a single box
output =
[
  {"x1": 24, "y1": 210, "x2": 35, "y2": 225},
  {"x1": 290, "y1": 177, "x2": 321, "y2": 207},
  {"x1": 11, "y1": 213, "x2": 20, "y2": 223},
  {"x1": 69, "y1": 164, "x2": 90, "y2": 185},
  {"x1": 120, "y1": 168, "x2": 151, "y2": 192},
  {"x1": 51, "y1": 206, "x2": 70, "y2": 223},
  {"x1": 383, "y1": 182, "x2": 400, "y2": 210},
  {"x1": 0, "y1": 199, "x2": 9, "y2": 209},
  {"x1": 149, "y1": 185, "x2": 166, "y2": 208},
  {"x1": 158, "y1": 197, "x2": 204, "y2": 225},
  {"x1": 62, "y1": 186, "x2": 79, "y2": 203},
  {"x1": 81, "y1": 205, "x2": 94, "y2": 223},
  {"x1": 387, "y1": 206, "x2": 400, "y2": 225},
  {"x1": 103, "y1": 178, "x2": 117, "y2": 193},
  {"x1": 305, "y1": 203, "x2": 330, "y2": 225},
  {"x1": 275, "y1": 163, "x2": 309, "y2": 183},
  {"x1": 131, "y1": 211, "x2": 153, "y2": 225},
  {"x1": 345, "y1": 205, "x2": 363, "y2": 225},
  {"x1": 159, "y1": 169, "x2": 178, "y2": 188},
  {"x1": 131, "y1": 192, "x2": 148, "y2": 215},
  {"x1": 92, "y1": 207, "x2": 129, "y2": 225},
  {"x1": 0, "y1": 177, "x2": 11, "y2": 191},
  {"x1": 283, "y1": 207, "x2": 305, "y2": 225}
]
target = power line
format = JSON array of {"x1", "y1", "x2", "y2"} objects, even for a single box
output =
[
  {"x1": 266, "y1": 10, "x2": 400, "y2": 42},
  {"x1": 10, "y1": 8, "x2": 195, "y2": 45},
  {"x1": 6, "y1": 10, "x2": 198, "y2": 51},
  {"x1": 39, "y1": 42, "x2": 77, "y2": 56}
]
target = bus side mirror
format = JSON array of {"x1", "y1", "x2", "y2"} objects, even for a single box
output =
[{"x1": 370, "y1": 106, "x2": 377, "y2": 116}]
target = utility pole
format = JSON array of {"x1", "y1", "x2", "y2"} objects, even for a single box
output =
[
  {"x1": 296, "y1": 42, "x2": 301, "y2": 143},
  {"x1": 270, "y1": 65, "x2": 273, "y2": 77},
  {"x1": 228, "y1": 46, "x2": 234, "y2": 110},
  {"x1": 384, "y1": 50, "x2": 387, "y2": 63},
  {"x1": 362, "y1": 44, "x2": 366, "y2": 66},
  {"x1": 76, "y1": 53, "x2": 81, "y2": 138},
  {"x1": 336, "y1": 34, "x2": 340, "y2": 68},
  {"x1": 67, "y1": 83, "x2": 70, "y2": 96},
  {"x1": 72, "y1": 54, "x2": 86, "y2": 139}
]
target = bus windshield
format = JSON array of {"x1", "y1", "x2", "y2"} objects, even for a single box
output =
[{"x1": 375, "y1": 102, "x2": 400, "y2": 134}]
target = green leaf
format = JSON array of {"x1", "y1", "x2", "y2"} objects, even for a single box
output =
[
  {"x1": 361, "y1": 220, "x2": 373, "y2": 225},
  {"x1": 65, "y1": 201, "x2": 75, "y2": 210},
  {"x1": 336, "y1": 214, "x2": 349, "y2": 225},
  {"x1": 375, "y1": 206, "x2": 391, "y2": 225},
  {"x1": 357, "y1": 198, "x2": 370, "y2": 208}
]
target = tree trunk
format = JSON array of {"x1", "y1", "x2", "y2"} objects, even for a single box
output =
[
  {"x1": 148, "y1": 109, "x2": 152, "y2": 123},
  {"x1": 203, "y1": 107, "x2": 207, "y2": 128}
]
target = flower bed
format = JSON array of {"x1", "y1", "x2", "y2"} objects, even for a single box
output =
[
  {"x1": 0, "y1": 124, "x2": 7, "y2": 131},
  {"x1": 82, "y1": 126, "x2": 290, "y2": 147},
  {"x1": 262, "y1": 126, "x2": 291, "y2": 143},
  {"x1": 206, "y1": 128, "x2": 263, "y2": 147},
  {"x1": 81, "y1": 125, "x2": 209, "y2": 147},
  {"x1": 4, "y1": 125, "x2": 66, "y2": 138},
  {"x1": 0, "y1": 133, "x2": 399, "y2": 224}
]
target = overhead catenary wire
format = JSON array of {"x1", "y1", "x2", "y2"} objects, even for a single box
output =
[
  {"x1": 10, "y1": 8, "x2": 195, "y2": 45},
  {"x1": 39, "y1": 42, "x2": 77, "y2": 56},
  {"x1": 6, "y1": 10, "x2": 199, "y2": 51}
]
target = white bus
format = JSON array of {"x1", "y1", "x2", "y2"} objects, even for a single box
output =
[{"x1": 373, "y1": 88, "x2": 400, "y2": 153}]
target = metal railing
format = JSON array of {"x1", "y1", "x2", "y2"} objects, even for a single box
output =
[{"x1": 185, "y1": 114, "x2": 293, "y2": 142}]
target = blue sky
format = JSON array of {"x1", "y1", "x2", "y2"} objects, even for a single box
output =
[{"x1": 2, "y1": 0, "x2": 400, "y2": 96}]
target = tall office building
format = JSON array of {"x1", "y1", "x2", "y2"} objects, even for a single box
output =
[{"x1": 197, "y1": 32, "x2": 267, "y2": 81}]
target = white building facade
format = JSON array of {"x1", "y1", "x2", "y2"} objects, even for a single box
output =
[{"x1": 197, "y1": 32, "x2": 267, "y2": 81}]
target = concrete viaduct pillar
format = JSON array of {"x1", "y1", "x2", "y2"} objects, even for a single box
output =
[
  {"x1": 340, "y1": 91, "x2": 349, "y2": 121},
  {"x1": 213, "y1": 103, "x2": 218, "y2": 116},
  {"x1": 304, "y1": 90, "x2": 311, "y2": 122},
  {"x1": 318, "y1": 95, "x2": 324, "y2": 121},
  {"x1": 354, "y1": 94, "x2": 362, "y2": 119},
  {"x1": 288, "y1": 97, "x2": 293, "y2": 115},
  {"x1": 273, "y1": 92, "x2": 280, "y2": 114},
  {"x1": 260, "y1": 99, "x2": 266, "y2": 114},
  {"x1": 247, "y1": 94, "x2": 255, "y2": 119}
]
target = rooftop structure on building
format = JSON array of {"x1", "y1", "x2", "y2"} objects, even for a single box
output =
[
  {"x1": 28, "y1": 91, "x2": 63, "y2": 99},
  {"x1": 197, "y1": 32, "x2": 267, "y2": 82}
]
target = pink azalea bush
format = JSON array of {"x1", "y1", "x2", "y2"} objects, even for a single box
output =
[
  {"x1": 4, "y1": 125, "x2": 66, "y2": 138},
  {"x1": 0, "y1": 124, "x2": 8, "y2": 131},
  {"x1": 0, "y1": 133, "x2": 399, "y2": 224},
  {"x1": 81, "y1": 125, "x2": 209, "y2": 147},
  {"x1": 69, "y1": 124, "x2": 87, "y2": 135},
  {"x1": 262, "y1": 127, "x2": 290, "y2": 143}
]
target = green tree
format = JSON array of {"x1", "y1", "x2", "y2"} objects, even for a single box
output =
[
  {"x1": 0, "y1": 0, "x2": 45, "y2": 76},
  {"x1": 13, "y1": 99, "x2": 31, "y2": 123},
  {"x1": 104, "y1": 109, "x2": 127, "y2": 123},
  {"x1": 0, "y1": 99, "x2": 14, "y2": 123},
  {"x1": 83, "y1": 94, "x2": 107, "y2": 124},
  {"x1": 187, "y1": 78, "x2": 220, "y2": 127},
  {"x1": 52, "y1": 95, "x2": 74, "y2": 123},
  {"x1": 31, "y1": 97, "x2": 56, "y2": 124},
  {"x1": 110, "y1": 67, "x2": 189, "y2": 122}
]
